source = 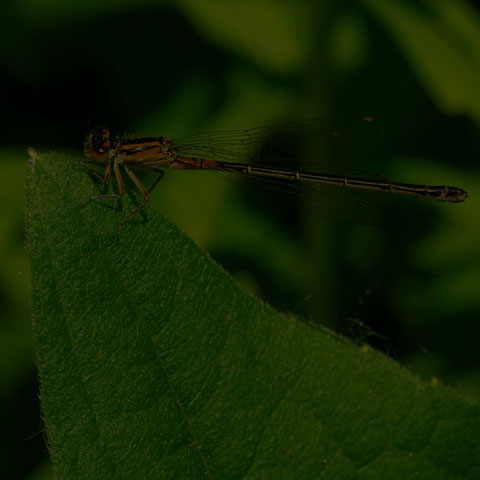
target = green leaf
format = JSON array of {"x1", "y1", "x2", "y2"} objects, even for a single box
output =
[
  {"x1": 363, "y1": 0, "x2": 480, "y2": 125},
  {"x1": 25, "y1": 152, "x2": 480, "y2": 479},
  {"x1": 174, "y1": 0, "x2": 311, "y2": 74}
]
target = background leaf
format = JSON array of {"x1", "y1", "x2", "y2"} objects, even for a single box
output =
[
  {"x1": 363, "y1": 0, "x2": 480, "y2": 124},
  {"x1": 25, "y1": 152, "x2": 480, "y2": 478}
]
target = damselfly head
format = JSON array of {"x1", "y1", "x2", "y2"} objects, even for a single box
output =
[{"x1": 84, "y1": 127, "x2": 112, "y2": 162}]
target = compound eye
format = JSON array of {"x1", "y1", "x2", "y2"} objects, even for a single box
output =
[{"x1": 85, "y1": 127, "x2": 111, "y2": 161}]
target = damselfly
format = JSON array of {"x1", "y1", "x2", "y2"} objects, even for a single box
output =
[{"x1": 84, "y1": 117, "x2": 467, "y2": 224}]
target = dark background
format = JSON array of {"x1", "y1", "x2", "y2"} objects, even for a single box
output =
[{"x1": 1, "y1": 1, "x2": 479, "y2": 478}]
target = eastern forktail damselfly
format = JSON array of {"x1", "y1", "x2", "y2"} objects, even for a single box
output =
[{"x1": 84, "y1": 117, "x2": 467, "y2": 224}]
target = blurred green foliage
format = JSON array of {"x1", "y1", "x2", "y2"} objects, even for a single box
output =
[{"x1": 1, "y1": 0, "x2": 479, "y2": 477}]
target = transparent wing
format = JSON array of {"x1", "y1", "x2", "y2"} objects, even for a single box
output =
[
  {"x1": 212, "y1": 170, "x2": 385, "y2": 225},
  {"x1": 173, "y1": 116, "x2": 389, "y2": 224},
  {"x1": 172, "y1": 116, "x2": 384, "y2": 178}
]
